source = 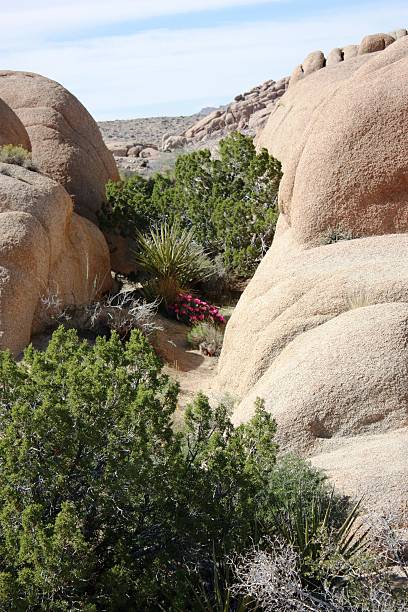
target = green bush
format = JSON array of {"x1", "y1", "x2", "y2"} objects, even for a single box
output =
[
  {"x1": 0, "y1": 329, "x2": 273, "y2": 609},
  {"x1": 187, "y1": 322, "x2": 225, "y2": 356},
  {"x1": 320, "y1": 226, "x2": 357, "y2": 245},
  {"x1": 134, "y1": 223, "x2": 214, "y2": 306},
  {"x1": 102, "y1": 133, "x2": 282, "y2": 278},
  {"x1": 0, "y1": 144, "x2": 37, "y2": 171},
  {"x1": 0, "y1": 327, "x2": 357, "y2": 610}
]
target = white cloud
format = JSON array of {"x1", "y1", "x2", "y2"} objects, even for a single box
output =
[
  {"x1": 1, "y1": 1, "x2": 407, "y2": 119},
  {"x1": 1, "y1": 0, "x2": 283, "y2": 45}
]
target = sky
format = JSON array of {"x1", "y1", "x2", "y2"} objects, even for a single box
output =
[{"x1": 1, "y1": 1, "x2": 408, "y2": 120}]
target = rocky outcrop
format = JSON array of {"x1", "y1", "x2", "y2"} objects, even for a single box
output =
[
  {"x1": 257, "y1": 36, "x2": 408, "y2": 246},
  {"x1": 106, "y1": 141, "x2": 159, "y2": 159},
  {"x1": 0, "y1": 163, "x2": 112, "y2": 356},
  {"x1": 290, "y1": 29, "x2": 406, "y2": 84},
  {"x1": 0, "y1": 73, "x2": 115, "y2": 355},
  {"x1": 0, "y1": 71, "x2": 119, "y2": 223},
  {"x1": 162, "y1": 77, "x2": 289, "y2": 151},
  {"x1": 218, "y1": 33, "x2": 408, "y2": 512}
]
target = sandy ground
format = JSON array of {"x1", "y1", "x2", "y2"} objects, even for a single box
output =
[{"x1": 151, "y1": 315, "x2": 221, "y2": 424}]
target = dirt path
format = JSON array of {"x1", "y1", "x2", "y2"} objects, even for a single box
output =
[{"x1": 151, "y1": 315, "x2": 220, "y2": 414}]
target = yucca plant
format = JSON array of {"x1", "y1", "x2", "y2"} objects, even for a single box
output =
[
  {"x1": 181, "y1": 547, "x2": 253, "y2": 612},
  {"x1": 272, "y1": 492, "x2": 369, "y2": 592},
  {"x1": 134, "y1": 223, "x2": 214, "y2": 307}
]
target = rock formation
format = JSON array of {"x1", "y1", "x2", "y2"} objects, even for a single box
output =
[
  {"x1": 0, "y1": 71, "x2": 119, "y2": 223},
  {"x1": 0, "y1": 73, "x2": 116, "y2": 355},
  {"x1": 162, "y1": 77, "x2": 289, "y2": 151},
  {"x1": 0, "y1": 164, "x2": 112, "y2": 356},
  {"x1": 290, "y1": 29, "x2": 407, "y2": 85},
  {"x1": 218, "y1": 32, "x2": 408, "y2": 512},
  {"x1": 0, "y1": 99, "x2": 31, "y2": 150}
]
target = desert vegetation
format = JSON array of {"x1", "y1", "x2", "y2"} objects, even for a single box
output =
[
  {"x1": 101, "y1": 132, "x2": 281, "y2": 355},
  {"x1": 102, "y1": 132, "x2": 281, "y2": 280},
  {"x1": 0, "y1": 144, "x2": 37, "y2": 171},
  {"x1": 0, "y1": 326, "x2": 405, "y2": 610}
]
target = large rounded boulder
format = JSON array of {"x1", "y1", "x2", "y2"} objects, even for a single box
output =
[
  {"x1": 257, "y1": 36, "x2": 408, "y2": 246},
  {"x1": 218, "y1": 35, "x2": 408, "y2": 512},
  {"x1": 0, "y1": 71, "x2": 119, "y2": 223},
  {"x1": 0, "y1": 163, "x2": 112, "y2": 355}
]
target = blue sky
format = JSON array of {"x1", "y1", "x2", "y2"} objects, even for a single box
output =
[{"x1": 2, "y1": 1, "x2": 408, "y2": 120}]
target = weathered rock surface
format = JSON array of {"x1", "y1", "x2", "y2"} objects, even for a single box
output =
[
  {"x1": 162, "y1": 77, "x2": 290, "y2": 151},
  {"x1": 0, "y1": 164, "x2": 112, "y2": 355},
  {"x1": 0, "y1": 98, "x2": 31, "y2": 149},
  {"x1": 311, "y1": 428, "x2": 408, "y2": 513},
  {"x1": 219, "y1": 224, "x2": 408, "y2": 399},
  {"x1": 0, "y1": 71, "x2": 119, "y2": 223},
  {"x1": 233, "y1": 291, "x2": 408, "y2": 453},
  {"x1": 326, "y1": 47, "x2": 343, "y2": 66},
  {"x1": 358, "y1": 32, "x2": 395, "y2": 54},
  {"x1": 218, "y1": 33, "x2": 408, "y2": 511},
  {"x1": 290, "y1": 30, "x2": 406, "y2": 85},
  {"x1": 258, "y1": 36, "x2": 408, "y2": 246}
]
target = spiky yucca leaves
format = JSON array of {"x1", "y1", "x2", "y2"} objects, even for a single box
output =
[
  {"x1": 134, "y1": 223, "x2": 214, "y2": 306},
  {"x1": 273, "y1": 493, "x2": 369, "y2": 592}
]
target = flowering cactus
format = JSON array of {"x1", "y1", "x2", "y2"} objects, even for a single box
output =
[{"x1": 169, "y1": 293, "x2": 225, "y2": 326}]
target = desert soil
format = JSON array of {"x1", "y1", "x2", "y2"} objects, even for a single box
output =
[
  {"x1": 151, "y1": 315, "x2": 222, "y2": 425},
  {"x1": 98, "y1": 110, "x2": 220, "y2": 176},
  {"x1": 98, "y1": 115, "x2": 201, "y2": 148}
]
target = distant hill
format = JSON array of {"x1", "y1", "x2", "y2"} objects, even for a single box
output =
[{"x1": 97, "y1": 77, "x2": 289, "y2": 176}]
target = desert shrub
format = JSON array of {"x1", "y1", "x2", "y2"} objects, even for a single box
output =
[
  {"x1": 187, "y1": 322, "x2": 225, "y2": 356},
  {"x1": 0, "y1": 329, "x2": 358, "y2": 610},
  {"x1": 210, "y1": 132, "x2": 281, "y2": 275},
  {"x1": 102, "y1": 133, "x2": 282, "y2": 279},
  {"x1": 265, "y1": 454, "x2": 349, "y2": 521},
  {"x1": 39, "y1": 289, "x2": 159, "y2": 339},
  {"x1": 320, "y1": 226, "x2": 357, "y2": 245},
  {"x1": 0, "y1": 144, "x2": 37, "y2": 171},
  {"x1": 134, "y1": 223, "x2": 214, "y2": 306},
  {"x1": 272, "y1": 493, "x2": 369, "y2": 592},
  {"x1": 0, "y1": 333, "x2": 275, "y2": 609},
  {"x1": 103, "y1": 174, "x2": 156, "y2": 235},
  {"x1": 232, "y1": 534, "x2": 407, "y2": 612},
  {"x1": 169, "y1": 292, "x2": 225, "y2": 326}
]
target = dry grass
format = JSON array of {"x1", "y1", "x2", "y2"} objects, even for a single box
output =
[
  {"x1": 346, "y1": 291, "x2": 373, "y2": 311},
  {"x1": 186, "y1": 322, "x2": 225, "y2": 357},
  {"x1": 39, "y1": 288, "x2": 160, "y2": 339}
]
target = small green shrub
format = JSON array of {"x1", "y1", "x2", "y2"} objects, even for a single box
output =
[
  {"x1": 102, "y1": 132, "x2": 282, "y2": 279},
  {"x1": 134, "y1": 223, "x2": 214, "y2": 306},
  {"x1": 0, "y1": 144, "x2": 37, "y2": 171},
  {"x1": 103, "y1": 174, "x2": 157, "y2": 236},
  {"x1": 0, "y1": 328, "x2": 360, "y2": 610},
  {"x1": 320, "y1": 226, "x2": 357, "y2": 245},
  {"x1": 187, "y1": 322, "x2": 225, "y2": 356}
]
